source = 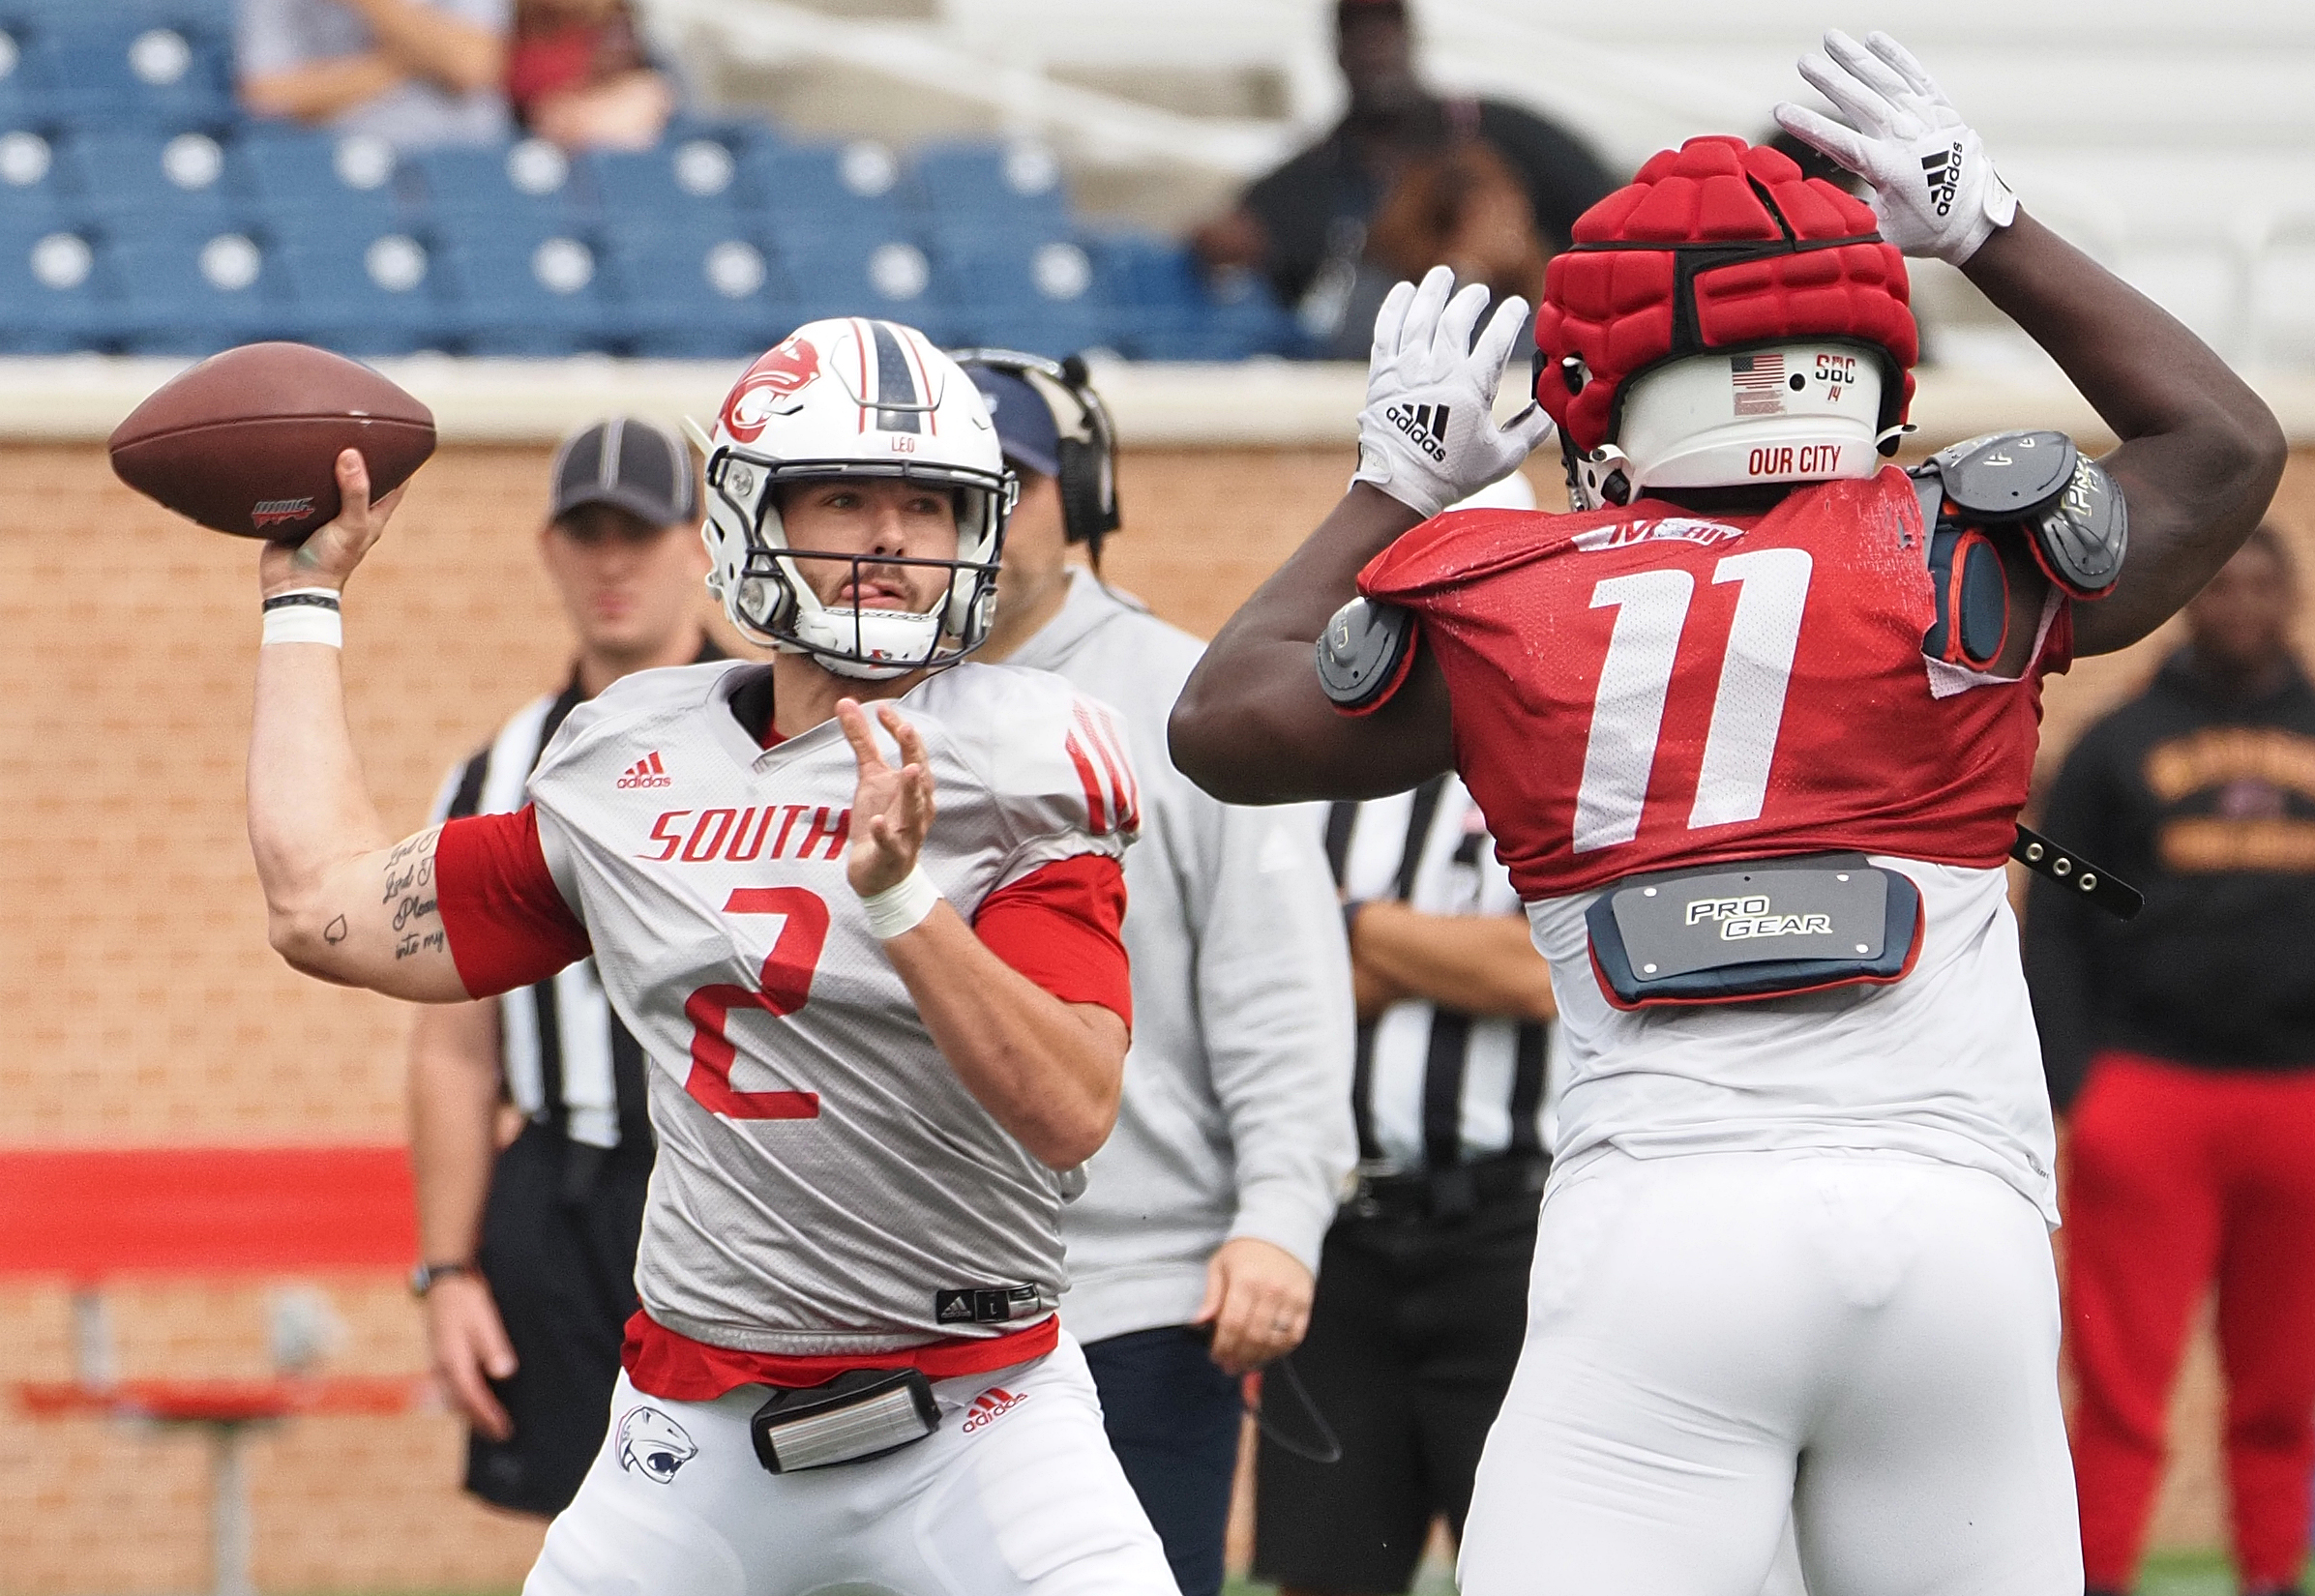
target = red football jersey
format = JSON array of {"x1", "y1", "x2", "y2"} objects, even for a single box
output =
[{"x1": 1358, "y1": 469, "x2": 2070, "y2": 900}]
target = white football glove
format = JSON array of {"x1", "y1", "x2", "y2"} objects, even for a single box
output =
[
  {"x1": 1351, "y1": 266, "x2": 1556, "y2": 520},
  {"x1": 1773, "y1": 30, "x2": 2017, "y2": 266}
]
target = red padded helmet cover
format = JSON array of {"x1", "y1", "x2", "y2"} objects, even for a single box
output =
[{"x1": 1535, "y1": 136, "x2": 1918, "y2": 455}]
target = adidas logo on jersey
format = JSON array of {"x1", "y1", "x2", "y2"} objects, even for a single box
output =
[
  {"x1": 1919, "y1": 143, "x2": 1963, "y2": 217},
  {"x1": 961, "y1": 1386, "x2": 1027, "y2": 1433},
  {"x1": 617, "y1": 752, "x2": 672, "y2": 789},
  {"x1": 1384, "y1": 401, "x2": 1450, "y2": 463}
]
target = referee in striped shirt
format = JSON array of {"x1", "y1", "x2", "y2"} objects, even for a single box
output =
[
  {"x1": 1255, "y1": 771, "x2": 1558, "y2": 1596},
  {"x1": 405, "y1": 417, "x2": 719, "y2": 1517}
]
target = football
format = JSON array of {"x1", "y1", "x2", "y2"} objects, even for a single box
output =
[{"x1": 107, "y1": 342, "x2": 437, "y2": 542}]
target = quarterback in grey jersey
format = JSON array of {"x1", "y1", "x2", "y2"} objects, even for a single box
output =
[{"x1": 241, "y1": 319, "x2": 1178, "y2": 1595}]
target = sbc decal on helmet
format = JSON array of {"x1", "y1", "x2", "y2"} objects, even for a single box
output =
[
  {"x1": 1534, "y1": 136, "x2": 1920, "y2": 509},
  {"x1": 700, "y1": 318, "x2": 1016, "y2": 680},
  {"x1": 721, "y1": 335, "x2": 825, "y2": 444}
]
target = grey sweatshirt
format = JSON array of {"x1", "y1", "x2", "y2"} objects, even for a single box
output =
[{"x1": 1009, "y1": 571, "x2": 1358, "y2": 1345}]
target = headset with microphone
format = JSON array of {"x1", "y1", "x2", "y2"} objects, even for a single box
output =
[{"x1": 949, "y1": 349, "x2": 1122, "y2": 566}]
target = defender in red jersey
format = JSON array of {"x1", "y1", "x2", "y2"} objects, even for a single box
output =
[{"x1": 1172, "y1": 31, "x2": 2285, "y2": 1596}]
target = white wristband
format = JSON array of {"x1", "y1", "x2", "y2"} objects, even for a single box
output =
[
  {"x1": 861, "y1": 864, "x2": 941, "y2": 940},
  {"x1": 261, "y1": 588, "x2": 343, "y2": 648}
]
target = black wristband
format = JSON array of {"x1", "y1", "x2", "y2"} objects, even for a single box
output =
[{"x1": 261, "y1": 590, "x2": 342, "y2": 612}]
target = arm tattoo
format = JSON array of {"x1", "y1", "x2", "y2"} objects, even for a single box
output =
[{"x1": 385, "y1": 826, "x2": 447, "y2": 960}]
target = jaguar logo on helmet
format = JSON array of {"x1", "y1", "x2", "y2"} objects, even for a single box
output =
[
  {"x1": 1533, "y1": 136, "x2": 1920, "y2": 510},
  {"x1": 698, "y1": 319, "x2": 1017, "y2": 682},
  {"x1": 720, "y1": 336, "x2": 824, "y2": 443}
]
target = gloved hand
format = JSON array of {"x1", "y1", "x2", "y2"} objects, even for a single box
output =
[
  {"x1": 1351, "y1": 266, "x2": 1555, "y2": 520},
  {"x1": 1773, "y1": 30, "x2": 2017, "y2": 266}
]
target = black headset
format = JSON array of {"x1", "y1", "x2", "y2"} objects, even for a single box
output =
[{"x1": 950, "y1": 348, "x2": 1121, "y2": 566}]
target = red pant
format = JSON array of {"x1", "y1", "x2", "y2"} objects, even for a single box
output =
[{"x1": 2067, "y1": 1051, "x2": 2315, "y2": 1589}]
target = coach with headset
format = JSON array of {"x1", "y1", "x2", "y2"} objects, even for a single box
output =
[{"x1": 961, "y1": 352, "x2": 1358, "y2": 1596}]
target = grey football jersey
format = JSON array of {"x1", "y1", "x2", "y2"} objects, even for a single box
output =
[{"x1": 525, "y1": 660, "x2": 1140, "y2": 1357}]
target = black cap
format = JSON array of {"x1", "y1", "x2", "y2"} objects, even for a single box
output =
[{"x1": 549, "y1": 417, "x2": 699, "y2": 528}]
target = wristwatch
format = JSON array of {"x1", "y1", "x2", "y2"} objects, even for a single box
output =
[{"x1": 409, "y1": 1259, "x2": 475, "y2": 1298}]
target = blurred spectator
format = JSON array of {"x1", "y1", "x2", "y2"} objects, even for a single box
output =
[
  {"x1": 2024, "y1": 527, "x2": 2315, "y2": 1596},
  {"x1": 508, "y1": 0, "x2": 673, "y2": 151},
  {"x1": 407, "y1": 418, "x2": 713, "y2": 1518},
  {"x1": 1255, "y1": 476, "x2": 1557, "y2": 1594},
  {"x1": 1193, "y1": 0, "x2": 1615, "y2": 355},
  {"x1": 238, "y1": 0, "x2": 512, "y2": 150},
  {"x1": 963, "y1": 357, "x2": 1358, "y2": 1596}
]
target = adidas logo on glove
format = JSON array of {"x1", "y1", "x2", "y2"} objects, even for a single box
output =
[
  {"x1": 1919, "y1": 142, "x2": 1964, "y2": 217},
  {"x1": 1386, "y1": 402, "x2": 1450, "y2": 463}
]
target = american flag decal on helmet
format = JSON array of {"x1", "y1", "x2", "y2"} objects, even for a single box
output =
[
  {"x1": 1063, "y1": 701, "x2": 1139, "y2": 836},
  {"x1": 1731, "y1": 352, "x2": 1789, "y2": 417}
]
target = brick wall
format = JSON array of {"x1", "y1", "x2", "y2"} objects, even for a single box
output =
[{"x1": 2, "y1": 443, "x2": 2310, "y2": 1590}]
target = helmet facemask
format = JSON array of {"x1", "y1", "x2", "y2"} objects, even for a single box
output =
[
  {"x1": 703, "y1": 448, "x2": 1015, "y2": 681},
  {"x1": 698, "y1": 319, "x2": 1019, "y2": 681}
]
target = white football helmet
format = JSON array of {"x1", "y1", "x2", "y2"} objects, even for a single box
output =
[
  {"x1": 1568, "y1": 340, "x2": 1903, "y2": 511},
  {"x1": 700, "y1": 318, "x2": 1016, "y2": 679}
]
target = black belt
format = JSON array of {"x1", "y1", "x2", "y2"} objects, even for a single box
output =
[{"x1": 1346, "y1": 1153, "x2": 1548, "y2": 1224}]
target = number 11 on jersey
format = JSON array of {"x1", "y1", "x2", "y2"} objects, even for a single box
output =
[{"x1": 1571, "y1": 547, "x2": 1813, "y2": 853}]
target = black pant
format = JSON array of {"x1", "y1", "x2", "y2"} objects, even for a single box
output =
[
  {"x1": 1082, "y1": 1324, "x2": 1245, "y2": 1596},
  {"x1": 464, "y1": 1122, "x2": 650, "y2": 1517},
  {"x1": 1254, "y1": 1189, "x2": 1539, "y2": 1594}
]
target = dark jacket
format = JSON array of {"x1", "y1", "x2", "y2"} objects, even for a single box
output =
[
  {"x1": 2024, "y1": 651, "x2": 2315, "y2": 1111},
  {"x1": 1241, "y1": 97, "x2": 1616, "y2": 307}
]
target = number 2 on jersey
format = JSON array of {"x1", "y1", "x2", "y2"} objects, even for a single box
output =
[
  {"x1": 683, "y1": 887, "x2": 828, "y2": 1119},
  {"x1": 1571, "y1": 547, "x2": 1813, "y2": 853}
]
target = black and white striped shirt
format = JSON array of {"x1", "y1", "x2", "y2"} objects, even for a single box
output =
[
  {"x1": 1324, "y1": 775, "x2": 1553, "y2": 1173},
  {"x1": 430, "y1": 652, "x2": 715, "y2": 1150}
]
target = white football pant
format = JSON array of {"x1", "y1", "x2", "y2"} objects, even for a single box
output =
[
  {"x1": 524, "y1": 1333, "x2": 1178, "y2": 1596},
  {"x1": 1459, "y1": 1149, "x2": 2080, "y2": 1596}
]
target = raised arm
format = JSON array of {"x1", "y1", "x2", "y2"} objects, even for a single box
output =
[
  {"x1": 1170, "y1": 268, "x2": 1551, "y2": 804},
  {"x1": 1958, "y1": 216, "x2": 2285, "y2": 653},
  {"x1": 1775, "y1": 30, "x2": 2286, "y2": 658},
  {"x1": 342, "y1": 0, "x2": 506, "y2": 96},
  {"x1": 838, "y1": 700, "x2": 1128, "y2": 1170},
  {"x1": 250, "y1": 450, "x2": 471, "y2": 1002}
]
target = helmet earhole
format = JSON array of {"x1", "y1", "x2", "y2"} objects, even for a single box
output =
[{"x1": 1560, "y1": 355, "x2": 1588, "y2": 396}]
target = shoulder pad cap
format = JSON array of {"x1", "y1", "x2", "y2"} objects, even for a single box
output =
[
  {"x1": 1316, "y1": 598, "x2": 1417, "y2": 715},
  {"x1": 1919, "y1": 429, "x2": 2079, "y2": 522},
  {"x1": 2030, "y1": 457, "x2": 2128, "y2": 598}
]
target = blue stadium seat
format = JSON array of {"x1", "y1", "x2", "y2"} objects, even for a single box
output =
[
  {"x1": 741, "y1": 140, "x2": 915, "y2": 247},
  {"x1": 238, "y1": 127, "x2": 403, "y2": 236},
  {"x1": 583, "y1": 137, "x2": 749, "y2": 233},
  {"x1": 0, "y1": 128, "x2": 68, "y2": 217},
  {"x1": 603, "y1": 230, "x2": 795, "y2": 358},
  {"x1": 280, "y1": 229, "x2": 449, "y2": 356},
  {"x1": 0, "y1": 221, "x2": 111, "y2": 350},
  {"x1": 30, "y1": 20, "x2": 232, "y2": 130},
  {"x1": 406, "y1": 138, "x2": 578, "y2": 234},
  {"x1": 1089, "y1": 234, "x2": 1303, "y2": 360},
  {"x1": 58, "y1": 130, "x2": 241, "y2": 232},
  {"x1": 0, "y1": 23, "x2": 53, "y2": 125},
  {"x1": 779, "y1": 234, "x2": 959, "y2": 342},
  {"x1": 434, "y1": 224, "x2": 613, "y2": 355},
  {"x1": 936, "y1": 234, "x2": 1108, "y2": 357},
  {"x1": 913, "y1": 141, "x2": 1069, "y2": 241},
  {"x1": 109, "y1": 227, "x2": 291, "y2": 353}
]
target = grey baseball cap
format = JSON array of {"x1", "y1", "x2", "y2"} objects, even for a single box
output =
[{"x1": 549, "y1": 416, "x2": 700, "y2": 527}]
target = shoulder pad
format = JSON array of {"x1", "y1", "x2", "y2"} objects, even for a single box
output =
[
  {"x1": 2028, "y1": 456, "x2": 2128, "y2": 598},
  {"x1": 1316, "y1": 598, "x2": 1417, "y2": 715},
  {"x1": 1916, "y1": 429, "x2": 2079, "y2": 522}
]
